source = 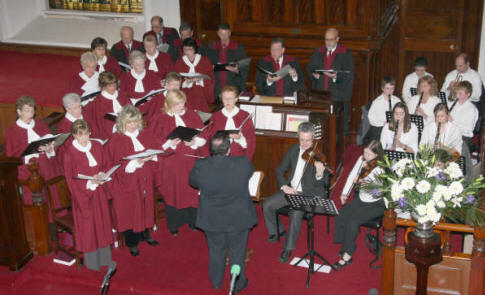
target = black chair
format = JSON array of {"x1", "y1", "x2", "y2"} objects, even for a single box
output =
[{"x1": 360, "y1": 216, "x2": 382, "y2": 268}]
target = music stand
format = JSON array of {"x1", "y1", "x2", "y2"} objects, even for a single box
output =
[{"x1": 284, "y1": 194, "x2": 339, "y2": 288}]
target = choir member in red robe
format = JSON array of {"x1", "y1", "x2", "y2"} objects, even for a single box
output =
[
  {"x1": 5, "y1": 96, "x2": 59, "y2": 206},
  {"x1": 149, "y1": 90, "x2": 206, "y2": 236},
  {"x1": 207, "y1": 86, "x2": 256, "y2": 160},
  {"x1": 63, "y1": 119, "x2": 116, "y2": 271},
  {"x1": 110, "y1": 26, "x2": 144, "y2": 73},
  {"x1": 143, "y1": 16, "x2": 179, "y2": 46},
  {"x1": 143, "y1": 35, "x2": 173, "y2": 81},
  {"x1": 88, "y1": 71, "x2": 129, "y2": 141},
  {"x1": 68, "y1": 51, "x2": 100, "y2": 97},
  {"x1": 168, "y1": 22, "x2": 204, "y2": 62},
  {"x1": 146, "y1": 72, "x2": 182, "y2": 125},
  {"x1": 105, "y1": 105, "x2": 159, "y2": 256},
  {"x1": 174, "y1": 38, "x2": 215, "y2": 112},
  {"x1": 91, "y1": 37, "x2": 122, "y2": 78},
  {"x1": 119, "y1": 50, "x2": 161, "y2": 122}
]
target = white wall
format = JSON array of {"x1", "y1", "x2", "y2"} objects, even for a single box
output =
[
  {"x1": 0, "y1": 0, "x2": 44, "y2": 41},
  {"x1": 144, "y1": 0, "x2": 181, "y2": 31},
  {"x1": 479, "y1": 6, "x2": 485, "y2": 85}
]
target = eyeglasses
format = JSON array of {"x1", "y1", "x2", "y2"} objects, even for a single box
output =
[{"x1": 325, "y1": 38, "x2": 337, "y2": 41}]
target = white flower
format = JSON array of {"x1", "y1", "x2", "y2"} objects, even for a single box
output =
[
  {"x1": 432, "y1": 191, "x2": 442, "y2": 202},
  {"x1": 435, "y1": 185, "x2": 447, "y2": 195},
  {"x1": 442, "y1": 188, "x2": 453, "y2": 201},
  {"x1": 426, "y1": 167, "x2": 440, "y2": 178},
  {"x1": 451, "y1": 196, "x2": 463, "y2": 208},
  {"x1": 416, "y1": 180, "x2": 431, "y2": 194},
  {"x1": 401, "y1": 177, "x2": 415, "y2": 191},
  {"x1": 436, "y1": 200, "x2": 446, "y2": 208},
  {"x1": 426, "y1": 204, "x2": 441, "y2": 223},
  {"x1": 445, "y1": 162, "x2": 463, "y2": 180},
  {"x1": 418, "y1": 216, "x2": 430, "y2": 223},
  {"x1": 391, "y1": 182, "x2": 403, "y2": 201},
  {"x1": 449, "y1": 181, "x2": 464, "y2": 195},
  {"x1": 383, "y1": 197, "x2": 389, "y2": 209},
  {"x1": 416, "y1": 204, "x2": 427, "y2": 216}
]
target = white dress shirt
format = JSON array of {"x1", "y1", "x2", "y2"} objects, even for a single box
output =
[
  {"x1": 420, "y1": 122, "x2": 463, "y2": 154},
  {"x1": 380, "y1": 122, "x2": 419, "y2": 153},
  {"x1": 441, "y1": 68, "x2": 483, "y2": 102},
  {"x1": 448, "y1": 99, "x2": 478, "y2": 137},
  {"x1": 401, "y1": 71, "x2": 433, "y2": 103},
  {"x1": 368, "y1": 94, "x2": 401, "y2": 127},
  {"x1": 406, "y1": 95, "x2": 441, "y2": 126}
]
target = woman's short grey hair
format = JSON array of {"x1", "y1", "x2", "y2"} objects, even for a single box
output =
[
  {"x1": 129, "y1": 50, "x2": 146, "y2": 65},
  {"x1": 297, "y1": 121, "x2": 315, "y2": 135},
  {"x1": 80, "y1": 51, "x2": 97, "y2": 68},
  {"x1": 62, "y1": 93, "x2": 81, "y2": 109}
]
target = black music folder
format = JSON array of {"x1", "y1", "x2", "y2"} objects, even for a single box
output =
[
  {"x1": 130, "y1": 89, "x2": 164, "y2": 107},
  {"x1": 166, "y1": 126, "x2": 201, "y2": 142},
  {"x1": 80, "y1": 91, "x2": 101, "y2": 103},
  {"x1": 257, "y1": 64, "x2": 291, "y2": 78},
  {"x1": 21, "y1": 133, "x2": 71, "y2": 157},
  {"x1": 214, "y1": 57, "x2": 251, "y2": 72}
]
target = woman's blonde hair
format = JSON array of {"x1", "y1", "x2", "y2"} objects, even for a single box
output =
[
  {"x1": 163, "y1": 90, "x2": 187, "y2": 114},
  {"x1": 115, "y1": 105, "x2": 143, "y2": 133},
  {"x1": 418, "y1": 75, "x2": 438, "y2": 96}
]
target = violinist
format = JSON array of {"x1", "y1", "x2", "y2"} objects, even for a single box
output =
[
  {"x1": 262, "y1": 122, "x2": 330, "y2": 263},
  {"x1": 380, "y1": 102, "x2": 418, "y2": 154},
  {"x1": 333, "y1": 140, "x2": 385, "y2": 270}
]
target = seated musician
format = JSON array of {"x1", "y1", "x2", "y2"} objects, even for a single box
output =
[
  {"x1": 168, "y1": 22, "x2": 203, "y2": 62},
  {"x1": 380, "y1": 102, "x2": 418, "y2": 154},
  {"x1": 333, "y1": 140, "x2": 385, "y2": 269},
  {"x1": 366, "y1": 76, "x2": 401, "y2": 141},
  {"x1": 143, "y1": 35, "x2": 174, "y2": 81},
  {"x1": 174, "y1": 38, "x2": 215, "y2": 112},
  {"x1": 149, "y1": 90, "x2": 207, "y2": 236},
  {"x1": 262, "y1": 122, "x2": 329, "y2": 263},
  {"x1": 255, "y1": 37, "x2": 304, "y2": 97},
  {"x1": 63, "y1": 119, "x2": 116, "y2": 271},
  {"x1": 441, "y1": 53, "x2": 483, "y2": 104},
  {"x1": 206, "y1": 23, "x2": 249, "y2": 101},
  {"x1": 89, "y1": 71, "x2": 129, "y2": 141},
  {"x1": 68, "y1": 51, "x2": 100, "y2": 97},
  {"x1": 207, "y1": 85, "x2": 256, "y2": 160},
  {"x1": 420, "y1": 103, "x2": 462, "y2": 155},
  {"x1": 119, "y1": 50, "x2": 160, "y2": 120},
  {"x1": 402, "y1": 57, "x2": 433, "y2": 104},
  {"x1": 91, "y1": 37, "x2": 122, "y2": 78},
  {"x1": 5, "y1": 96, "x2": 58, "y2": 205},
  {"x1": 110, "y1": 26, "x2": 144, "y2": 72},
  {"x1": 406, "y1": 75, "x2": 441, "y2": 126},
  {"x1": 143, "y1": 16, "x2": 179, "y2": 47},
  {"x1": 105, "y1": 105, "x2": 159, "y2": 256},
  {"x1": 448, "y1": 81, "x2": 478, "y2": 152}
]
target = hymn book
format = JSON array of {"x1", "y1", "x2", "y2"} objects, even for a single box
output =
[
  {"x1": 130, "y1": 88, "x2": 165, "y2": 107},
  {"x1": 213, "y1": 57, "x2": 252, "y2": 72},
  {"x1": 257, "y1": 64, "x2": 292, "y2": 78},
  {"x1": 313, "y1": 69, "x2": 351, "y2": 74},
  {"x1": 166, "y1": 122, "x2": 212, "y2": 142},
  {"x1": 123, "y1": 149, "x2": 168, "y2": 160},
  {"x1": 21, "y1": 133, "x2": 71, "y2": 157},
  {"x1": 76, "y1": 164, "x2": 121, "y2": 182},
  {"x1": 118, "y1": 61, "x2": 133, "y2": 71},
  {"x1": 80, "y1": 91, "x2": 101, "y2": 103},
  {"x1": 179, "y1": 72, "x2": 212, "y2": 80},
  {"x1": 217, "y1": 113, "x2": 253, "y2": 135}
]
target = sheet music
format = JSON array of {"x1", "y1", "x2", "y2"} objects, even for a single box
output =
[
  {"x1": 77, "y1": 164, "x2": 121, "y2": 181},
  {"x1": 180, "y1": 72, "x2": 211, "y2": 80},
  {"x1": 255, "y1": 105, "x2": 282, "y2": 130},
  {"x1": 248, "y1": 171, "x2": 261, "y2": 197},
  {"x1": 239, "y1": 104, "x2": 256, "y2": 125},
  {"x1": 123, "y1": 149, "x2": 166, "y2": 160}
]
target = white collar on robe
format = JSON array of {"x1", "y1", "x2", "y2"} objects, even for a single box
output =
[
  {"x1": 130, "y1": 69, "x2": 146, "y2": 93},
  {"x1": 182, "y1": 54, "x2": 204, "y2": 87},
  {"x1": 167, "y1": 110, "x2": 186, "y2": 127},
  {"x1": 101, "y1": 90, "x2": 122, "y2": 114},
  {"x1": 79, "y1": 71, "x2": 100, "y2": 96},
  {"x1": 72, "y1": 139, "x2": 97, "y2": 167},
  {"x1": 146, "y1": 51, "x2": 159, "y2": 72},
  {"x1": 124, "y1": 129, "x2": 145, "y2": 151},
  {"x1": 97, "y1": 55, "x2": 107, "y2": 72},
  {"x1": 221, "y1": 106, "x2": 239, "y2": 130},
  {"x1": 16, "y1": 118, "x2": 40, "y2": 143},
  {"x1": 65, "y1": 112, "x2": 82, "y2": 123}
]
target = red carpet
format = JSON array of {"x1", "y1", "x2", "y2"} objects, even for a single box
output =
[{"x1": 0, "y1": 207, "x2": 382, "y2": 295}]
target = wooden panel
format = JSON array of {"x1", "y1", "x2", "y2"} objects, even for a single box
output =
[{"x1": 393, "y1": 248, "x2": 471, "y2": 295}]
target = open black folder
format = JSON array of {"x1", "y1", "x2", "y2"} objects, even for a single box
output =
[
  {"x1": 213, "y1": 57, "x2": 251, "y2": 72},
  {"x1": 130, "y1": 89, "x2": 165, "y2": 107},
  {"x1": 216, "y1": 113, "x2": 253, "y2": 135},
  {"x1": 166, "y1": 122, "x2": 212, "y2": 142},
  {"x1": 21, "y1": 133, "x2": 71, "y2": 157}
]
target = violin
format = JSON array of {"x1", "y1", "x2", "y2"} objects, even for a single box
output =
[
  {"x1": 359, "y1": 159, "x2": 378, "y2": 179},
  {"x1": 301, "y1": 144, "x2": 334, "y2": 175}
]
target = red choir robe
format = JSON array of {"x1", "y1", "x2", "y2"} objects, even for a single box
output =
[
  {"x1": 174, "y1": 54, "x2": 215, "y2": 112},
  {"x1": 145, "y1": 51, "x2": 174, "y2": 81},
  {"x1": 207, "y1": 108, "x2": 256, "y2": 160},
  {"x1": 143, "y1": 27, "x2": 179, "y2": 46},
  {"x1": 119, "y1": 70, "x2": 161, "y2": 122},
  {"x1": 149, "y1": 108, "x2": 206, "y2": 209},
  {"x1": 96, "y1": 55, "x2": 122, "y2": 78},
  {"x1": 5, "y1": 119, "x2": 61, "y2": 206},
  {"x1": 68, "y1": 72, "x2": 100, "y2": 97},
  {"x1": 87, "y1": 91, "x2": 129, "y2": 141},
  {"x1": 105, "y1": 130, "x2": 157, "y2": 232},
  {"x1": 63, "y1": 140, "x2": 113, "y2": 252},
  {"x1": 145, "y1": 91, "x2": 168, "y2": 127}
]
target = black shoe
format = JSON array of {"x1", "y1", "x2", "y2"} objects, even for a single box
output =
[
  {"x1": 234, "y1": 279, "x2": 249, "y2": 293},
  {"x1": 170, "y1": 230, "x2": 178, "y2": 237},
  {"x1": 129, "y1": 246, "x2": 139, "y2": 257},
  {"x1": 267, "y1": 230, "x2": 286, "y2": 243},
  {"x1": 145, "y1": 237, "x2": 159, "y2": 246},
  {"x1": 332, "y1": 258, "x2": 353, "y2": 270},
  {"x1": 278, "y1": 249, "x2": 292, "y2": 263}
]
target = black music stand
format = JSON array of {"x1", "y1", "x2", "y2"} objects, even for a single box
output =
[{"x1": 284, "y1": 194, "x2": 339, "y2": 288}]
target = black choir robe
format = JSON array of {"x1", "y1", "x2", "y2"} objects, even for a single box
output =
[
  {"x1": 254, "y1": 55, "x2": 305, "y2": 96},
  {"x1": 109, "y1": 40, "x2": 144, "y2": 72}
]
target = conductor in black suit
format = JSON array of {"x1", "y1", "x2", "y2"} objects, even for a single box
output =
[
  {"x1": 306, "y1": 28, "x2": 354, "y2": 134},
  {"x1": 189, "y1": 132, "x2": 257, "y2": 292},
  {"x1": 255, "y1": 37, "x2": 305, "y2": 97},
  {"x1": 262, "y1": 122, "x2": 330, "y2": 263}
]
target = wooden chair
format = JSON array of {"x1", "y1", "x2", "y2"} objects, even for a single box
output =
[
  {"x1": 249, "y1": 171, "x2": 264, "y2": 202},
  {"x1": 45, "y1": 175, "x2": 80, "y2": 266}
]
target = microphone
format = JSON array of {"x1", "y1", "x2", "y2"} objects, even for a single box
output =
[
  {"x1": 368, "y1": 288, "x2": 378, "y2": 295},
  {"x1": 229, "y1": 264, "x2": 241, "y2": 295},
  {"x1": 100, "y1": 262, "x2": 117, "y2": 295}
]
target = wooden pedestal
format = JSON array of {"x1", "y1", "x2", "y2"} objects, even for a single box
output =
[{"x1": 22, "y1": 202, "x2": 51, "y2": 256}]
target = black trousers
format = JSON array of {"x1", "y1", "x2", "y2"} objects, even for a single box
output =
[
  {"x1": 123, "y1": 229, "x2": 152, "y2": 248},
  {"x1": 165, "y1": 205, "x2": 197, "y2": 232},
  {"x1": 333, "y1": 193, "x2": 385, "y2": 256},
  {"x1": 204, "y1": 229, "x2": 249, "y2": 290}
]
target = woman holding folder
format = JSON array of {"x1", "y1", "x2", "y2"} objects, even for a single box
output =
[
  {"x1": 207, "y1": 85, "x2": 256, "y2": 160},
  {"x1": 149, "y1": 89, "x2": 207, "y2": 236},
  {"x1": 105, "y1": 105, "x2": 159, "y2": 256}
]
